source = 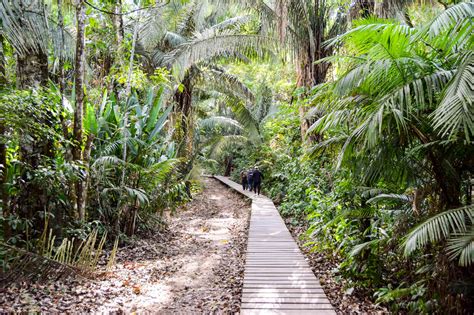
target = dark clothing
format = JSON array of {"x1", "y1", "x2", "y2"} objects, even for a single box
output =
[
  {"x1": 252, "y1": 170, "x2": 264, "y2": 182},
  {"x1": 241, "y1": 172, "x2": 248, "y2": 190},
  {"x1": 247, "y1": 172, "x2": 254, "y2": 191},
  {"x1": 252, "y1": 170, "x2": 264, "y2": 195},
  {"x1": 253, "y1": 181, "x2": 261, "y2": 195}
]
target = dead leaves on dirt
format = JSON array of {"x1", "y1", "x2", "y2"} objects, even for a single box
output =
[{"x1": 0, "y1": 178, "x2": 250, "y2": 313}]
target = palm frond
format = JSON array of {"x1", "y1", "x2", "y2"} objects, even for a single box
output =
[
  {"x1": 91, "y1": 155, "x2": 125, "y2": 169},
  {"x1": 199, "y1": 116, "x2": 243, "y2": 131},
  {"x1": 163, "y1": 31, "x2": 187, "y2": 47},
  {"x1": 210, "y1": 15, "x2": 252, "y2": 31},
  {"x1": 403, "y1": 205, "x2": 474, "y2": 256},
  {"x1": 101, "y1": 186, "x2": 149, "y2": 205},
  {"x1": 209, "y1": 66, "x2": 255, "y2": 101},
  {"x1": 447, "y1": 227, "x2": 474, "y2": 266},
  {"x1": 432, "y1": 52, "x2": 474, "y2": 141},
  {"x1": 164, "y1": 30, "x2": 267, "y2": 80},
  {"x1": 349, "y1": 239, "x2": 380, "y2": 257},
  {"x1": 308, "y1": 134, "x2": 348, "y2": 156},
  {"x1": 418, "y1": 2, "x2": 474, "y2": 38},
  {"x1": 228, "y1": 97, "x2": 262, "y2": 143},
  {"x1": 144, "y1": 158, "x2": 178, "y2": 182},
  {"x1": 195, "y1": 65, "x2": 255, "y2": 102},
  {"x1": 325, "y1": 22, "x2": 414, "y2": 48},
  {"x1": 0, "y1": 242, "x2": 87, "y2": 287},
  {"x1": 0, "y1": 0, "x2": 75, "y2": 59},
  {"x1": 139, "y1": 7, "x2": 167, "y2": 51},
  {"x1": 210, "y1": 134, "x2": 248, "y2": 158},
  {"x1": 368, "y1": 193, "x2": 412, "y2": 204}
]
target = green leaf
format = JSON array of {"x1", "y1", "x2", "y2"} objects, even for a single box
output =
[
  {"x1": 84, "y1": 103, "x2": 98, "y2": 135},
  {"x1": 149, "y1": 105, "x2": 172, "y2": 140},
  {"x1": 403, "y1": 205, "x2": 474, "y2": 257},
  {"x1": 145, "y1": 86, "x2": 164, "y2": 132}
]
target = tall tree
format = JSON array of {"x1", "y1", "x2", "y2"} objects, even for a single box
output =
[
  {"x1": 244, "y1": 0, "x2": 347, "y2": 141},
  {"x1": 0, "y1": 34, "x2": 8, "y2": 239},
  {"x1": 73, "y1": 0, "x2": 87, "y2": 220},
  {"x1": 138, "y1": 1, "x2": 263, "y2": 158},
  {"x1": 0, "y1": 0, "x2": 56, "y2": 226}
]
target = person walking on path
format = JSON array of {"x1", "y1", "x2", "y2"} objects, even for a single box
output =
[
  {"x1": 240, "y1": 170, "x2": 248, "y2": 190},
  {"x1": 247, "y1": 168, "x2": 254, "y2": 191},
  {"x1": 252, "y1": 166, "x2": 264, "y2": 195}
]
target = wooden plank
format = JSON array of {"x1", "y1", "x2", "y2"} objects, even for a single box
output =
[
  {"x1": 242, "y1": 293, "x2": 328, "y2": 298},
  {"x1": 241, "y1": 303, "x2": 334, "y2": 310},
  {"x1": 242, "y1": 289, "x2": 326, "y2": 294},
  {"x1": 244, "y1": 277, "x2": 319, "y2": 282},
  {"x1": 244, "y1": 283, "x2": 322, "y2": 287},
  {"x1": 243, "y1": 285, "x2": 323, "y2": 289},
  {"x1": 244, "y1": 279, "x2": 321, "y2": 288},
  {"x1": 243, "y1": 273, "x2": 318, "y2": 277},
  {"x1": 246, "y1": 256, "x2": 307, "y2": 259},
  {"x1": 245, "y1": 272, "x2": 314, "y2": 276},
  {"x1": 245, "y1": 266, "x2": 311, "y2": 268},
  {"x1": 244, "y1": 278, "x2": 320, "y2": 282},
  {"x1": 242, "y1": 297, "x2": 331, "y2": 304},
  {"x1": 240, "y1": 309, "x2": 336, "y2": 315},
  {"x1": 244, "y1": 271, "x2": 316, "y2": 274}
]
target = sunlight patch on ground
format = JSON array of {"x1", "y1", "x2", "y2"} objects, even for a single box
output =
[{"x1": 208, "y1": 194, "x2": 224, "y2": 200}]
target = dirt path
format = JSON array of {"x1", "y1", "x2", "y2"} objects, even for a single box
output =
[{"x1": 0, "y1": 178, "x2": 250, "y2": 313}]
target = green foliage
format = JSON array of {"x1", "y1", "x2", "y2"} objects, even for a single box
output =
[
  {"x1": 233, "y1": 3, "x2": 474, "y2": 313},
  {"x1": 404, "y1": 205, "x2": 474, "y2": 264},
  {"x1": 89, "y1": 87, "x2": 189, "y2": 233}
]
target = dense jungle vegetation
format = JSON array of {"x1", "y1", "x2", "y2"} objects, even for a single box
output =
[{"x1": 0, "y1": 0, "x2": 473, "y2": 313}]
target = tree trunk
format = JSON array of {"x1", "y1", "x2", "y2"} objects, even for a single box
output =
[
  {"x1": 350, "y1": 0, "x2": 374, "y2": 21},
  {"x1": 0, "y1": 34, "x2": 6, "y2": 86},
  {"x1": 0, "y1": 38, "x2": 8, "y2": 237},
  {"x1": 16, "y1": 52, "x2": 48, "y2": 89},
  {"x1": 296, "y1": 41, "x2": 330, "y2": 143},
  {"x1": 106, "y1": 0, "x2": 124, "y2": 94},
  {"x1": 112, "y1": 0, "x2": 124, "y2": 44},
  {"x1": 174, "y1": 71, "x2": 194, "y2": 158},
  {"x1": 15, "y1": 45, "x2": 51, "y2": 231},
  {"x1": 73, "y1": 0, "x2": 87, "y2": 221},
  {"x1": 57, "y1": 0, "x2": 69, "y2": 139},
  {"x1": 77, "y1": 134, "x2": 94, "y2": 221},
  {"x1": 411, "y1": 125, "x2": 461, "y2": 209},
  {"x1": 374, "y1": 0, "x2": 413, "y2": 27},
  {"x1": 224, "y1": 156, "x2": 233, "y2": 176},
  {"x1": 56, "y1": 0, "x2": 77, "y2": 220},
  {"x1": 429, "y1": 152, "x2": 461, "y2": 209}
]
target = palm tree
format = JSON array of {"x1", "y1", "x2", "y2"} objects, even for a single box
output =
[
  {"x1": 0, "y1": 0, "x2": 75, "y2": 88},
  {"x1": 195, "y1": 76, "x2": 277, "y2": 175},
  {"x1": 309, "y1": 2, "x2": 474, "y2": 264},
  {"x1": 0, "y1": 0, "x2": 76, "y2": 225},
  {"x1": 233, "y1": 0, "x2": 347, "y2": 141},
  {"x1": 136, "y1": 0, "x2": 265, "y2": 158}
]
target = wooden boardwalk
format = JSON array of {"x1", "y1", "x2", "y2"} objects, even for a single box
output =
[{"x1": 213, "y1": 176, "x2": 336, "y2": 315}]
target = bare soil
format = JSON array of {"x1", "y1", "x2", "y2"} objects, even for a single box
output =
[{"x1": 0, "y1": 177, "x2": 250, "y2": 314}]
